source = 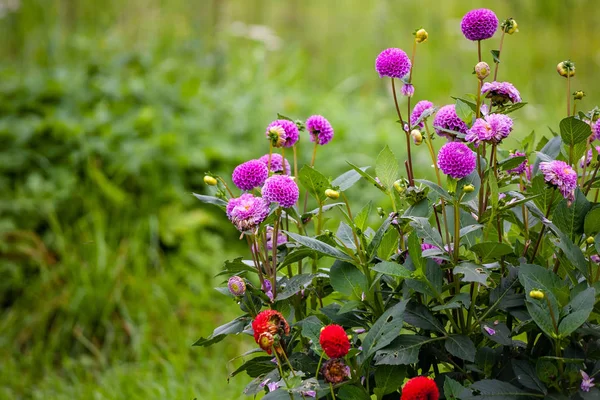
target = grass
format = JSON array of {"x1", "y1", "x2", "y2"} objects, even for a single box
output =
[{"x1": 1, "y1": 0, "x2": 599, "y2": 399}]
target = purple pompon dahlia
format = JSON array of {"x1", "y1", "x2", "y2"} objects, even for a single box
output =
[
  {"x1": 421, "y1": 243, "x2": 443, "y2": 265},
  {"x1": 437, "y1": 142, "x2": 477, "y2": 179},
  {"x1": 232, "y1": 159, "x2": 269, "y2": 191},
  {"x1": 593, "y1": 121, "x2": 600, "y2": 141},
  {"x1": 481, "y1": 81, "x2": 522, "y2": 106},
  {"x1": 375, "y1": 48, "x2": 411, "y2": 79},
  {"x1": 461, "y1": 8, "x2": 498, "y2": 41},
  {"x1": 266, "y1": 119, "x2": 299, "y2": 148},
  {"x1": 433, "y1": 104, "x2": 469, "y2": 140},
  {"x1": 258, "y1": 153, "x2": 291, "y2": 175},
  {"x1": 411, "y1": 100, "x2": 434, "y2": 129},
  {"x1": 539, "y1": 160, "x2": 578, "y2": 202},
  {"x1": 226, "y1": 193, "x2": 270, "y2": 232},
  {"x1": 507, "y1": 151, "x2": 529, "y2": 175},
  {"x1": 465, "y1": 114, "x2": 513, "y2": 146},
  {"x1": 227, "y1": 276, "x2": 246, "y2": 296},
  {"x1": 306, "y1": 115, "x2": 334, "y2": 145},
  {"x1": 401, "y1": 83, "x2": 415, "y2": 97},
  {"x1": 262, "y1": 175, "x2": 299, "y2": 208},
  {"x1": 580, "y1": 146, "x2": 600, "y2": 168}
]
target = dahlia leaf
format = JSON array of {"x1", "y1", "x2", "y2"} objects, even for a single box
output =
[
  {"x1": 375, "y1": 145, "x2": 399, "y2": 192},
  {"x1": 192, "y1": 193, "x2": 227, "y2": 209},
  {"x1": 558, "y1": 287, "x2": 595, "y2": 338},
  {"x1": 444, "y1": 376, "x2": 466, "y2": 400},
  {"x1": 371, "y1": 261, "x2": 412, "y2": 279},
  {"x1": 553, "y1": 188, "x2": 590, "y2": 240},
  {"x1": 360, "y1": 299, "x2": 408, "y2": 363},
  {"x1": 498, "y1": 155, "x2": 526, "y2": 171},
  {"x1": 445, "y1": 335, "x2": 476, "y2": 362},
  {"x1": 298, "y1": 165, "x2": 330, "y2": 203},
  {"x1": 511, "y1": 360, "x2": 547, "y2": 394},
  {"x1": 584, "y1": 207, "x2": 600, "y2": 236},
  {"x1": 559, "y1": 116, "x2": 591, "y2": 146},
  {"x1": 374, "y1": 364, "x2": 406, "y2": 395},
  {"x1": 454, "y1": 262, "x2": 490, "y2": 287},
  {"x1": 455, "y1": 98, "x2": 475, "y2": 126},
  {"x1": 329, "y1": 260, "x2": 367, "y2": 299},
  {"x1": 470, "y1": 242, "x2": 513, "y2": 262},
  {"x1": 414, "y1": 179, "x2": 453, "y2": 201},
  {"x1": 374, "y1": 334, "x2": 436, "y2": 365},
  {"x1": 331, "y1": 166, "x2": 370, "y2": 191},
  {"x1": 532, "y1": 135, "x2": 562, "y2": 175},
  {"x1": 460, "y1": 379, "x2": 534, "y2": 400},
  {"x1": 285, "y1": 231, "x2": 354, "y2": 262}
]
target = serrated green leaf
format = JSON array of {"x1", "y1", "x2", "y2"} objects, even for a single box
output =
[
  {"x1": 415, "y1": 179, "x2": 452, "y2": 201},
  {"x1": 329, "y1": 260, "x2": 367, "y2": 299},
  {"x1": 408, "y1": 231, "x2": 424, "y2": 271},
  {"x1": 354, "y1": 201, "x2": 372, "y2": 231},
  {"x1": 445, "y1": 335, "x2": 475, "y2": 362},
  {"x1": 192, "y1": 193, "x2": 227, "y2": 208},
  {"x1": 297, "y1": 315, "x2": 323, "y2": 353},
  {"x1": 360, "y1": 300, "x2": 408, "y2": 363},
  {"x1": 444, "y1": 376, "x2": 466, "y2": 400},
  {"x1": 470, "y1": 242, "x2": 514, "y2": 261},
  {"x1": 512, "y1": 359, "x2": 547, "y2": 394},
  {"x1": 407, "y1": 217, "x2": 444, "y2": 250},
  {"x1": 560, "y1": 116, "x2": 591, "y2": 145},
  {"x1": 285, "y1": 231, "x2": 353, "y2": 262},
  {"x1": 298, "y1": 165, "x2": 330, "y2": 202},
  {"x1": 553, "y1": 188, "x2": 590, "y2": 240},
  {"x1": 461, "y1": 379, "x2": 534, "y2": 400},
  {"x1": 375, "y1": 145, "x2": 400, "y2": 191}
]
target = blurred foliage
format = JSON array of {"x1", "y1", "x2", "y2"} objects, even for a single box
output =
[{"x1": 1, "y1": 0, "x2": 599, "y2": 399}]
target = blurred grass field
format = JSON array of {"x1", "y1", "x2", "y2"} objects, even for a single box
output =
[{"x1": 1, "y1": 1, "x2": 599, "y2": 399}]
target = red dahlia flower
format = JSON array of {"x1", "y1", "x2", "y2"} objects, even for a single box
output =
[
  {"x1": 319, "y1": 324, "x2": 351, "y2": 358},
  {"x1": 251, "y1": 310, "x2": 290, "y2": 355},
  {"x1": 400, "y1": 376, "x2": 439, "y2": 400}
]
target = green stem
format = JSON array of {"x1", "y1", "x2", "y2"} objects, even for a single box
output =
[
  {"x1": 315, "y1": 352, "x2": 325, "y2": 380},
  {"x1": 453, "y1": 198, "x2": 460, "y2": 263},
  {"x1": 529, "y1": 190, "x2": 556, "y2": 263},
  {"x1": 477, "y1": 40, "x2": 482, "y2": 62},
  {"x1": 567, "y1": 73, "x2": 571, "y2": 117},
  {"x1": 329, "y1": 383, "x2": 336, "y2": 400},
  {"x1": 391, "y1": 78, "x2": 414, "y2": 186},
  {"x1": 492, "y1": 31, "x2": 506, "y2": 81}
]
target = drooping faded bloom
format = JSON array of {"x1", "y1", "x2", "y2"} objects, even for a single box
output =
[
  {"x1": 465, "y1": 114, "x2": 513, "y2": 146},
  {"x1": 306, "y1": 115, "x2": 334, "y2": 145},
  {"x1": 506, "y1": 151, "x2": 529, "y2": 175},
  {"x1": 258, "y1": 153, "x2": 291, "y2": 175},
  {"x1": 375, "y1": 48, "x2": 411, "y2": 79},
  {"x1": 321, "y1": 358, "x2": 351, "y2": 384},
  {"x1": 226, "y1": 194, "x2": 270, "y2": 232},
  {"x1": 437, "y1": 142, "x2": 477, "y2": 179},
  {"x1": 400, "y1": 376, "x2": 440, "y2": 400},
  {"x1": 232, "y1": 159, "x2": 269, "y2": 191},
  {"x1": 481, "y1": 81, "x2": 522, "y2": 106},
  {"x1": 433, "y1": 104, "x2": 469, "y2": 140},
  {"x1": 411, "y1": 100, "x2": 434, "y2": 129},
  {"x1": 539, "y1": 160, "x2": 578, "y2": 202},
  {"x1": 262, "y1": 175, "x2": 300, "y2": 208},
  {"x1": 460, "y1": 8, "x2": 498, "y2": 41},
  {"x1": 252, "y1": 309, "x2": 290, "y2": 355},
  {"x1": 266, "y1": 119, "x2": 299, "y2": 148}
]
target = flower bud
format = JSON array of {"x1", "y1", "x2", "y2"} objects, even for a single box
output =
[
  {"x1": 557, "y1": 60, "x2": 575, "y2": 78},
  {"x1": 475, "y1": 61, "x2": 490, "y2": 80},
  {"x1": 325, "y1": 189, "x2": 340, "y2": 199},
  {"x1": 463, "y1": 184, "x2": 475, "y2": 193},
  {"x1": 502, "y1": 18, "x2": 518, "y2": 34},
  {"x1": 376, "y1": 207, "x2": 385, "y2": 217},
  {"x1": 411, "y1": 130, "x2": 423, "y2": 145},
  {"x1": 415, "y1": 28, "x2": 428, "y2": 43},
  {"x1": 204, "y1": 175, "x2": 218, "y2": 186},
  {"x1": 393, "y1": 180, "x2": 404, "y2": 193},
  {"x1": 529, "y1": 290, "x2": 544, "y2": 300},
  {"x1": 228, "y1": 276, "x2": 246, "y2": 296},
  {"x1": 267, "y1": 125, "x2": 287, "y2": 147},
  {"x1": 586, "y1": 236, "x2": 595, "y2": 245},
  {"x1": 574, "y1": 90, "x2": 585, "y2": 100}
]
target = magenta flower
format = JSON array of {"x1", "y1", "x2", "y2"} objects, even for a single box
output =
[
  {"x1": 232, "y1": 159, "x2": 269, "y2": 191},
  {"x1": 262, "y1": 279, "x2": 274, "y2": 302},
  {"x1": 258, "y1": 153, "x2": 291, "y2": 175},
  {"x1": 465, "y1": 114, "x2": 513, "y2": 146},
  {"x1": 262, "y1": 175, "x2": 300, "y2": 208},
  {"x1": 461, "y1": 8, "x2": 498, "y2": 41},
  {"x1": 375, "y1": 48, "x2": 411, "y2": 79},
  {"x1": 421, "y1": 243, "x2": 443, "y2": 265},
  {"x1": 433, "y1": 104, "x2": 469, "y2": 140},
  {"x1": 506, "y1": 151, "x2": 528, "y2": 175},
  {"x1": 401, "y1": 83, "x2": 415, "y2": 97},
  {"x1": 539, "y1": 160, "x2": 578, "y2": 202},
  {"x1": 581, "y1": 370, "x2": 595, "y2": 392},
  {"x1": 483, "y1": 325, "x2": 496, "y2": 336},
  {"x1": 580, "y1": 146, "x2": 600, "y2": 168},
  {"x1": 592, "y1": 121, "x2": 600, "y2": 141},
  {"x1": 481, "y1": 81, "x2": 522, "y2": 106},
  {"x1": 591, "y1": 255, "x2": 600, "y2": 264},
  {"x1": 437, "y1": 142, "x2": 477, "y2": 179},
  {"x1": 266, "y1": 119, "x2": 299, "y2": 148},
  {"x1": 227, "y1": 276, "x2": 246, "y2": 296},
  {"x1": 411, "y1": 100, "x2": 434, "y2": 129},
  {"x1": 226, "y1": 193, "x2": 270, "y2": 232},
  {"x1": 306, "y1": 115, "x2": 334, "y2": 145}
]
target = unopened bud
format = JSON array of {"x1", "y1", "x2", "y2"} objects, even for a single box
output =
[
  {"x1": 502, "y1": 18, "x2": 518, "y2": 35},
  {"x1": 325, "y1": 189, "x2": 340, "y2": 199},
  {"x1": 393, "y1": 180, "x2": 404, "y2": 193},
  {"x1": 574, "y1": 90, "x2": 585, "y2": 100},
  {"x1": 377, "y1": 207, "x2": 385, "y2": 217},
  {"x1": 475, "y1": 62, "x2": 490, "y2": 80},
  {"x1": 463, "y1": 184, "x2": 475, "y2": 193},
  {"x1": 529, "y1": 290, "x2": 544, "y2": 300},
  {"x1": 557, "y1": 60, "x2": 575, "y2": 78},
  {"x1": 415, "y1": 28, "x2": 428, "y2": 43},
  {"x1": 204, "y1": 175, "x2": 218, "y2": 186},
  {"x1": 586, "y1": 236, "x2": 595, "y2": 245},
  {"x1": 410, "y1": 130, "x2": 423, "y2": 145},
  {"x1": 227, "y1": 276, "x2": 246, "y2": 296}
]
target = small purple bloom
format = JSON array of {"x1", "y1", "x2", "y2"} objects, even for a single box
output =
[
  {"x1": 301, "y1": 390, "x2": 317, "y2": 397},
  {"x1": 267, "y1": 381, "x2": 279, "y2": 392},
  {"x1": 580, "y1": 146, "x2": 600, "y2": 168},
  {"x1": 581, "y1": 370, "x2": 595, "y2": 392},
  {"x1": 262, "y1": 175, "x2": 299, "y2": 208},
  {"x1": 481, "y1": 81, "x2": 522, "y2": 106},
  {"x1": 401, "y1": 83, "x2": 414, "y2": 97},
  {"x1": 465, "y1": 114, "x2": 513, "y2": 146},
  {"x1": 411, "y1": 100, "x2": 434, "y2": 129},
  {"x1": 483, "y1": 325, "x2": 496, "y2": 336},
  {"x1": 421, "y1": 243, "x2": 443, "y2": 265},
  {"x1": 226, "y1": 194, "x2": 270, "y2": 232},
  {"x1": 227, "y1": 276, "x2": 246, "y2": 296},
  {"x1": 375, "y1": 48, "x2": 411, "y2": 79},
  {"x1": 306, "y1": 115, "x2": 334, "y2": 145},
  {"x1": 266, "y1": 119, "x2": 299, "y2": 148},
  {"x1": 437, "y1": 142, "x2": 477, "y2": 179},
  {"x1": 251, "y1": 226, "x2": 288, "y2": 253},
  {"x1": 461, "y1": 8, "x2": 498, "y2": 41},
  {"x1": 258, "y1": 153, "x2": 291, "y2": 175},
  {"x1": 539, "y1": 160, "x2": 578, "y2": 203},
  {"x1": 232, "y1": 159, "x2": 269, "y2": 191},
  {"x1": 433, "y1": 104, "x2": 469, "y2": 140},
  {"x1": 593, "y1": 121, "x2": 600, "y2": 141},
  {"x1": 507, "y1": 151, "x2": 528, "y2": 175},
  {"x1": 591, "y1": 255, "x2": 600, "y2": 263},
  {"x1": 262, "y1": 280, "x2": 274, "y2": 302}
]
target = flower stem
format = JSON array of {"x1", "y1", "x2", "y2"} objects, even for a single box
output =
[
  {"x1": 329, "y1": 383, "x2": 336, "y2": 400},
  {"x1": 293, "y1": 145, "x2": 299, "y2": 178},
  {"x1": 268, "y1": 142, "x2": 273, "y2": 172},
  {"x1": 391, "y1": 78, "x2": 414, "y2": 186},
  {"x1": 315, "y1": 351, "x2": 325, "y2": 380},
  {"x1": 477, "y1": 40, "x2": 482, "y2": 62},
  {"x1": 453, "y1": 198, "x2": 461, "y2": 263},
  {"x1": 529, "y1": 190, "x2": 556, "y2": 263},
  {"x1": 585, "y1": 160, "x2": 600, "y2": 195},
  {"x1": 492, "y1": 31, "x2": 506, "y2": 81},
  {"x1": 567, "y1": 73, "x2": 571, "y2": 117},
  {"x1": 217, "y1": 177, "x2": 235, "y2": 198},
  {"x1": 302, "y1": 143, "x2": 320, "y2": 213}
]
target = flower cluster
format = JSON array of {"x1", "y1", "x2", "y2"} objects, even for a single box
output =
[
  {"x1": 539, "y1": 160, "x2": 577, "y2": 202},
  {"x1": 321, "y1": 358, "x2": 351, "y2": 384}
]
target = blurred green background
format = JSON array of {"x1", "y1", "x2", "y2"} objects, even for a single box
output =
[{"x1": 1, "y1": 0, "x2": 598, "y2": 399}]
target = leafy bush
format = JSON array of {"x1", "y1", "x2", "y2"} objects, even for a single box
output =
[{"x1": 197, "y1": 9, "x2": 600, "y2": 400}]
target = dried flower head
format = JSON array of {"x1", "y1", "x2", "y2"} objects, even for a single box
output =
[
  {"x1": 481, "y1": 81, "x2": 522, "y2": 106},
  {"x1": 375, "y1": 48, "x2": 412, "y2": 79},
  {"x1": 400, "y1": 376, "x2": 440, "y2": 400},
  {"x1": 306, "y1": 115, "x2": 334, "y2": 145},
  {"x1": 321, "y1": 358, "x2": 351, "y2": 384},
  {"x1": 266, "y1": 119, "x2": 300, "y2": 148},
  {"x1": 539, "y1": 160, "x2": 577, "y2": 202},
  {"x1": 437, "y1": 142, "x2": 477, "y2": 179},
  {"x1": 252, "y1": 309, "x2": 290, "y2": 355},
  {"x1": 461, "y1": 8, "x2": 498, "y2": 41},
  {"x1": 433, "y1": 104, "x2": 469, "y2": 140},
  {"x1": 226, "y1": 194, "x2": 270, "y2": 232},
  {"x1": 259, "y1": 153, "x2": 291, "y2": 175},
  {"x1": 262, "y1": 175, "x2": 299, "y2": 208},
  {"x1": 232, "y1": 159, "x2": 269, "y2": 191}
]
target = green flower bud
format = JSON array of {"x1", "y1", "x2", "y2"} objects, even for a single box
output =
[
  {"x1": 393, "y1": 180, "x2": 404, "y2": 193},
  {"x1": 415, "y1": 28, "x2": 428, "y2": 43},
  {"x1": 325, "y1": 189, "x2": 340, "y2": 199},
  {"x1": 557, "y1": 60, "x2": 575, "y2": 78},
  {"x1": 586, "y1": 236, "x2": 595, "y2": 245},
  {"x1": 502, "y1": 18, "x2": 518, "y2": 34},
  {"x1": 204, "y1": 175, "x2": 218, "y2": 186},
  {"x1": 529, "y1": 290, "x2": 544, "y2": 300},
  {"x1": 463, "y1": 184, "x2": 475, "y2": 193},
  {"x1": 475, "y1": 61, "x2": 490, "y2": 80},
  {"x1": 411, "y1": 130, "x2": 423, "y2": 146},
  {"x1": 573, "y1": 90, "x2": 585, "y2": 100}
]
